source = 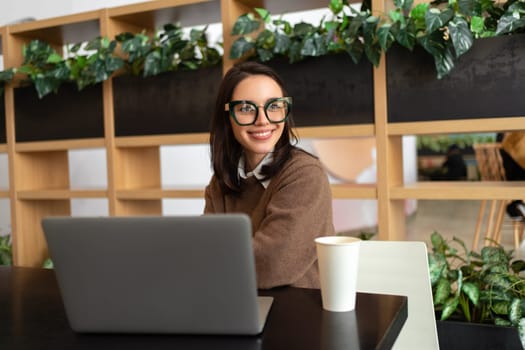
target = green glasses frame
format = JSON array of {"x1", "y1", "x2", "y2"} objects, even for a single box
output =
[{"x1": 225, "y1": 97, "x2": 293, "y2": 126}]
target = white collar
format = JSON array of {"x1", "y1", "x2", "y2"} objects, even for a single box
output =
[{"x1": 238, "y1": 152, "x2": 273, "y2": 189}]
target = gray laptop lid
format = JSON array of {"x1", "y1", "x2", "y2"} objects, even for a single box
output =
[{"x1": 42, "y1": 214, "x2": 272, "y2": 335}]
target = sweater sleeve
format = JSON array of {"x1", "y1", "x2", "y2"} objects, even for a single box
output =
[
  {"x1": 253, "y1": 160, "x2": 334, "y2": 289},
  {"x1": 203, "y1": 176, "x2": 218, "y2": 214}
]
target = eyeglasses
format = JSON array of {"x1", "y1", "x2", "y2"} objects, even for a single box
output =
[{"x1": 225, "y1": 97, "x2": 292, "y2": 126}]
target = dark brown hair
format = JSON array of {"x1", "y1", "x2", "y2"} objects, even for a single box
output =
[{"x1": 209, "y1": 61, "x2": 298, "y2": 194}]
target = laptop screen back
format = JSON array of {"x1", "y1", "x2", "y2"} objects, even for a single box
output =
[{"x1": 42, "y1": 214, "x2": 270, "y2": 335}]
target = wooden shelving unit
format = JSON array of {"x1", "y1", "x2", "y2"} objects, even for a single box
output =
[{"x1": 1, "y1": 0, "x2": 523, "y2": 267}]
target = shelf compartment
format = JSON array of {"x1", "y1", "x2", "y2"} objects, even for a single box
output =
[
  {"x1": 108, "y1": 0, "x2": 221, "y2": 31},
  {"x1": 14, "y1": 199, "x2": 70, "y2": 267},
  {"x1": 15, "y1": 138, "x2": 105, "y2": 152},
  {"x1": 267, "y1": 54, "x2": 374, "y2": 127},
  {"x1": 387, "y1": 34, "x2": 525, "y2": 123},
  {"x1": 17, "y1": 189, "x2": 108, "y2": 200},
  {"x1": 390, "y1": 181, "x2": 525, "y2": 200},
  {"x1": 388, "y1": 117, "x2": 525, "y2": 136},
  {"x1": 14, "y1": 84, "x2": 104, "y2": 142},
  {"x1": 7, "y1": 10, "x2": 102, "y2": 67},
  {"x1": 297, "y1": 125, "x2": 375, "y2": 139},
  {"x1": 331, "y1": 183, "x2": 377, "y2": 199},
  {"x1": 116, "y1": 187, "x2": 205, "y2": 199},
  {"x1": 113, "y1": 67, "x2": 221, "y2": 137}
]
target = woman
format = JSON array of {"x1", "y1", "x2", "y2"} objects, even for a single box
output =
[{"x1": 204, "y1": 61, "x2": 335, "y2": 289}]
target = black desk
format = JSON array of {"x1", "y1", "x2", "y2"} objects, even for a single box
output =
[{"x1": 1, "y1": 267, "x2": 407, "y2": 349}]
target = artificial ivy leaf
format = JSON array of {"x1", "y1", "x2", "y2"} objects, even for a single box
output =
[
  {"x1": 229, "y1": 37, "x2": 255, "y2": 59},
  {"x1": 254, "y1": 8, "x2": 271, "y2": 23},
  {"x1": 462, "y1": 282, "x2": 480, "y2": 306},
  {"x1": 495, "y1": 12, "x2": 525, "y2": 35},
  {"x1": 0, "y1": 68, "x2": 15, "y2": 82},
  {"x1": 377, "y1": 24, "x2": 395, "y2": 50},
  {"x1": 231, "y1": 13, "x2": 259, "y2": 35},
  {"x1": 458, "y1": 0, "x2": 477, "y2": 16},
  {"x1": 495, "y1": 317, "x2": 513, "y2": 326},
  {"x1": 273, "y1": 18, "x2": 292, "y2": 35},
  {"x1": 493, "y1": 301, "x2": 510, "y2": 315},
  {"x1": 294, "y1": 22, "x2": 315, "y2": 37},
  {"x1": 143, "y1": 51, "x2": 162, "y2": 77},
  {"x1": 256, "y1": 29, "x2": 276, "y2": 50},
  {"x1": 470, "y1": 15, "x2": 485, "y2": 37},
  {"x1": 441, "y1": 296, "x2": 459, "y2": 320},
  {"x1": 394, "y1": 0, "x2": 414, "y2": 13},
  {"x1": 273, "y1": 33, "x2": 290, "y2": 54},
  {"x1": 34, "y1": 77, "x2": 57, "y2": 99},
  {"x1": 434, "y1": 278, "x2": 451, "y2": 305},
  {"x1": 395, "y1": 25, "x2": 416, "y2": 50},
  {"x1": 425, "y1": 8, "x2": 454, "y2": 34},
  {"x1": 448, "y1": 16, "x2": 473, "y2": 57},
  {"x1": 510, "y1": 298, "x2": 522, "y2": 324},
  {"x1": 301, "y1": 36, "x2": 317, "y2": 56},
  {"x1": 364, "y1": 42, "x2": 381, "y2": 67},
  {"x1": 256, "y1": 48, "x2": 273, "y2": 62},
  {"x1": 329, "y1": 0, "x2": 344, "y2": 14},
  {"x1": 288, "y1": 42, "x2": 302, "y2": 63},
  {"x1": 345, "y1": 39, "x2": 364, "y2": 64},
  {"x1": 428, "y1": 253, "x2": 447, "y2": 285}
]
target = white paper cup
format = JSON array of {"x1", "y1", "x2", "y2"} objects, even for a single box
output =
[{"x1": 315, "y1": 236, "x2": 361, "y2": 312}]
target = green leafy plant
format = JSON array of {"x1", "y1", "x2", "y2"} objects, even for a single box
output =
[
  {"x1": 0, "y1": 68, "x2": 15, "y2": 96},
  {"x1": 17, "y1": 37, "x2": 124, "y2": 98},
  {"x1": 428, "y1": 231, "x2": 525, "y2": 346},
  {"x1": 229, "y1": 0, "x2": 525, "y2": 78},
  {"x1": 115, "y1": 23, "x2": 221, "y2": 77},
  {"x1": 0, "y1": 234, "x2": 13, "y2": 266},
  {"x1": 417, "y1": 133, "x2": 496, "y2": 154}
]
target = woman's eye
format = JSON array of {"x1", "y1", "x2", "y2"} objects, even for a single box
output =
[
  {"x1": 268, "y1": 103, "x2": 283, "y2": 111},
  {"x1": 239, "y1": 104, "x2": 255, "y2": 113}
]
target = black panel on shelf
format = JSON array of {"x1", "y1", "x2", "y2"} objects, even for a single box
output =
[
  {"x1": 267, "y1": 54, "x2": 375, "y2": 126},
  {"x1": 14, "y1": 83, "x2": 104, "y2": 142},
  {"x1": 0, "y1": 95, "x2": 5, "y2": 144},
  {"x1": 113, "y1": 66, "x2": 222, "y2": 136},
  {"x1": 387, "y1": 34, "x2": 525, "y2": 123}
]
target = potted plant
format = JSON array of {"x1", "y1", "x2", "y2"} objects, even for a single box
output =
[
  {"x1": 112, "y1": 23, "x2": 222, "y2": 136},
  {"x1": 12, "y1": 38, "x2": 121, "y2": 141},
  {"x1": 428, "y1": 231, "x2": 525, "y2": 349},
  {"x1": 229, "y1": 0, "x2": 525, "y2": 124},
  {"x1": 229, "y1": 8, "x2": 375, "y2": 127}
]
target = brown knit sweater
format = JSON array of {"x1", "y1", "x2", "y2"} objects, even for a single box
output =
[{"x1": 204, "y1": 149, "x2": 335, "y2": 289}]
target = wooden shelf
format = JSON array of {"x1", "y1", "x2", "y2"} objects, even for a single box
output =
[
  {"x1": 390, "y1": 181, "x2": 525, "y2": 200},
  {"x1": 331, "y1": 183, "x2": 377, "y2": 199},
  {"x1": 115, "y1": 133, "x2": 209, "y2": 147},
  {"x1": 2, "y1": 0, "x2": 522, "y2": 266},
  {"x1": 116, "y1": 186, "x2": 205, "y2": 199},
  {"x1": 17, "y1": 189, "x2": 108, "y2": 200},
  {"x1": 388, "y1": 117, "x2": 525, "y2": 135},
  {"x1": 15, "y1": 138, "x2": 105, "y2": 152},
  {"x1": 108, "y1": 0, "x2": 221, "y2": 30},
  {"x1": 8, "y1": 10, "x2": 102, "y2": 45},
  {"x1": 297, "y1": 124, "x2": 375, "y2": 139}
]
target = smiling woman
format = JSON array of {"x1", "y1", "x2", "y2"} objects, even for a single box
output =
[{"x1": 204, "y1": 61, "x2": 335, "y2": 289}]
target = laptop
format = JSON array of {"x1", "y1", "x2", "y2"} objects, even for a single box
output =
[{"x1": 42, "y1": 214, "x2": 273, "y2": 335}]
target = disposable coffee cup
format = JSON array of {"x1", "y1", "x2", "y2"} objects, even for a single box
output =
[{"x1": 315, "y1": 236, "x2": 361, "y2": 312}]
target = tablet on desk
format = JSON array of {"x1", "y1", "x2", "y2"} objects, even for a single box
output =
[{"x1": 42, "y1": 214, "x2": 273, "y2": 335}]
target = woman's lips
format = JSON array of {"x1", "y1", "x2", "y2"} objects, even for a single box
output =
[{"x1": 249, "y1": 129, "x2": 273, "y2": 140}]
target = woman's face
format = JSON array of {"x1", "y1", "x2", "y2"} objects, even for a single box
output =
[{"x1": 230, "y1": 74, "x2": 286, "y2": 171}]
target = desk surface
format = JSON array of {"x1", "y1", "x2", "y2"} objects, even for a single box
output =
[{"x1": 1, "y1": 266, "x2": 407, "y2": 350}]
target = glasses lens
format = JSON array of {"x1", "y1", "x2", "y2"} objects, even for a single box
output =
[
  {"x1": 232, "y1": 102, "x2": 257, "y2": 125},
  {"x1": 265, "y1": 98, "x2": 290, "y2": 123}
]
